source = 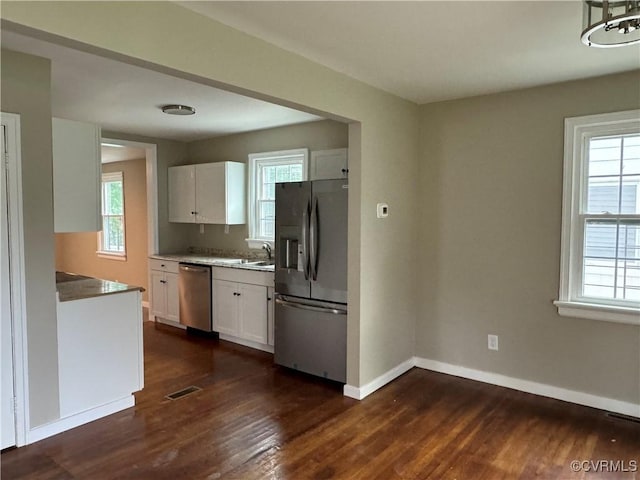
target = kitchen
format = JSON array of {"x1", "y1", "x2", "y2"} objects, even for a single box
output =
[{"x1": 1, "y1": 28, "x2": 352, "y2": 445}]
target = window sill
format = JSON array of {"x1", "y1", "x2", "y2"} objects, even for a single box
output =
[
  {"x1": 97, "y1": 251, "x2": 127, "y2": 262},
  {"x1": 554, "y1": 300, "x2": 640, "y2": 326},
  {"x1": 245, "y1": 238, "x2": 274, "y2": 250}
]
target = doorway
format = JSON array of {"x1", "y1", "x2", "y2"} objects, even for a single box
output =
[{"x1": 1, "y1": 112, "x2": 27, "y2": 448}]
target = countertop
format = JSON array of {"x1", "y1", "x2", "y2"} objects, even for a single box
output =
[
  {"x1": 56, "y1": 271, "x2": 144, "y2": 302},
  {"x1": 150, "y1": 253, "x2": 275, "y2": 272}
]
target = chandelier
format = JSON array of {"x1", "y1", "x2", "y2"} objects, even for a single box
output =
[{"x1": 582, "y1": 0, "x2": 640, "y2": 47}]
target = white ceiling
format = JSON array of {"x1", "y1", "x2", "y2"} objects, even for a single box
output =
[
  {"x1": 1, "y1": 30, "x2": 323, "y2": 142},
  {"x1": 180, "y1": 1, "x2": 640, "y2": 104},
  {"x1": 3, "y1": 1, "x2": 637, "y2": 141}
]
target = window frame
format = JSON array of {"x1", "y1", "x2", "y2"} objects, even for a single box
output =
[
  {"x1": 246, "y1": 148, "x2": 308, "y2": 249},
  {"x1": 555, "y1": 110, "x2": 640, "y2": 325},
  {"x1": 97, "y1": 171, "x2": 126, "y2": 260}
]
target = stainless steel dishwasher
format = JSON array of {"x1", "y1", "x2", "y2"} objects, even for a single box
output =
[{"x1": 178, "y1": 263, "x2": 212, "y2": 332}]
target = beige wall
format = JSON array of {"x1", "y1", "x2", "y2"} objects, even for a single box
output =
[
  {"x1": 55, "y1": 158, "x2": 149, "y2": 301},
  {"x1": 418, "y1": 70, "x2": 640, "y2": 404},
  {"x1": 2, "y1": 1, "x2": 420, "y2": 391},
  {"x1": 185, "y1": 119, "x2": 349, "y2": 253},
  {"x1": 1, "y1": 49, "x2": 60, "y2": 427}
]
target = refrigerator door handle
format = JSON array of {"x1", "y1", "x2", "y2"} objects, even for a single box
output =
[
  {"x1": 309, "y1": 196, "x2": 319, "y2": 281},
  {"x1": 301, "y1": 200, "x2": 310, "y2": 280},
  {"x1": 275, "y1": 297, "x2": 347, "y2": 315}
]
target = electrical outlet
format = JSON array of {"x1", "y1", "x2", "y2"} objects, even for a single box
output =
[{"x1": 488, "y1": 334, "x2": 499, "y2": 351}]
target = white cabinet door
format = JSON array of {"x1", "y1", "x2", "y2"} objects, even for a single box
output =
[
  {"x1": 150, "y1": 269, "x2": 179, "y2": 322},
  {"x1": 238, "y1": 284, "x2": 268, "y2": 344},
  {"x1": 309, "y1": 148, "x2": 348, "y2": 181},
  {"x1": 213, "y1": 279, "x2": 239, "y2": 336},
  {"x1": 150, "y1": 270, "x2": 166, "y2": 318},
  {"x1": 195, "y1": 162, "x2": 226, "y2": 224},
  {"x1": 223, "y1": 162, "x2": 246, "y2": 225},
  {"x1": 52, "y1": 118, "x2": 102, "y2": 232},
  {"x1": 168, "y1": 165, "x2": 196, "y2": 223},
  {"x1": 165, "y1": 272, "x2": 180, "y2": 322},
  {"x1": 267, "y1": 287, "x2": 275, "y2": 346},
  {"x1": 168, "y1": 162, "x2": 245, "y2": 225}
]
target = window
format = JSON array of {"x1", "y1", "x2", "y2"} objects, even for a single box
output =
[
  {"x1": 98, "y1": 171, "x2": 126, "y2": 258},
  {"x1": 556, "y1": 110, "x2": 640, "y2": 325},
  {"x1": 246, "y1": 149, "x2": 308, "y2": 248}
]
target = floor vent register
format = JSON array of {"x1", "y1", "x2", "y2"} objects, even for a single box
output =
[{"x1": 165, "y1": 385, "x2": 202, "y2": 401}]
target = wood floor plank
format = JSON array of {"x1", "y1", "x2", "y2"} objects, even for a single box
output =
[{"x1": 2, "y1": 322, "x2": 638, "y2": 479}]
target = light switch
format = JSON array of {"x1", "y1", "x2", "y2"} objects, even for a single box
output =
[{"x1": 376, "y1": 203, "x2": 389, "y2": 218}]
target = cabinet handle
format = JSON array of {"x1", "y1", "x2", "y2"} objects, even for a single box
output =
[
  {"x1": 160, "y1": 280, "x2": 166, "y2": 284},
  {"x1": 161, "y1": 264, "x2": 165, "y2": 267},
  {"x1": 191, "y1": 211, "x2": 196, "y2": 215},
  {"x1": 267, "y1": 297, "x2": 272, "y2": 301}
]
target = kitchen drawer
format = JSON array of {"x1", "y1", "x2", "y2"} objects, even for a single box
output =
[
  {"x1": 149, "y1": 258, "x2": 179, "y2": 273},
  {"x1": 212, "y1": 266, "x2": 274, "y2": 287}
]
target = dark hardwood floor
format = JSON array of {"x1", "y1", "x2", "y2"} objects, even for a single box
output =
[{"x1": 2, "y1": 322, "x2": 638, "y2": 479}]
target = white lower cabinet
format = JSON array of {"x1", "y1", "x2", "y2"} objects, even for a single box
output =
[
  {"x1": 149, "y1": 259, "x2": 179, "y2": 324},
  {"x1": 212, "y1": 267, "x2": 274, "y2": 352}
]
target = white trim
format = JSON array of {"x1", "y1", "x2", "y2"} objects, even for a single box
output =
[
  {"x1": 343, "y1": 357, "x2": 414, "y2": 400},
  {"x1": 558, "y1": 110, "x2": 640, "y2": 320},
  {"x1": 246, "y1": 148, "x2": 308, "y2": 246},
  {"x1": 102, "y1": 137, "x2": 157, "y2": 333},
  {"x1": 26, "y1": 395, "x2": 134, "y2": 444},
  {"x1": 142, "y1": 300, "x2": 150, "y2": 309},
  {"x1": 97, "y1": 252, "x2": 127, "y2": 261},
  {"x1": 1, "y1": 112, "x2": 29, "y2": 447},
  {"x1": 101, "y1": 137, "x2": 158, "y2": 255},
  {"x1": 554, "y1": 300, "x2": 640, "y2": 325},
  {"x1": 218, "y1": 333, "x2": 274, "y2": 354},
  {"x1": 414, "y1": 357, "x2": 640, "y2": 418},
  {"x1": 155, "y1": 317, "x2": 186, "y2": 329}
]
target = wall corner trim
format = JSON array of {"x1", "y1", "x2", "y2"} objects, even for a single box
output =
[
  {"x1": 414, "y1": 357, "x2": 640, "y2": 418},
  {"x1": 26, "y1": 396, "x2": 134, "y2": 445},
  {"x1": 343, "y1": 357, "x2": 416, "y2": 400}
]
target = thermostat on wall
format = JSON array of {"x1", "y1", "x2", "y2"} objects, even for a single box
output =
[{"x1": 377, "y1": 203, "x2": 389, "y2": 218}]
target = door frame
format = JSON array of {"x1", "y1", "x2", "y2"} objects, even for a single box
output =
[
  {"x1": 1, "y1": 112, "x2": 29, "y2": 447},
  {"x1": 101, "y1": 137, "x2": 158, "y2": 313}
]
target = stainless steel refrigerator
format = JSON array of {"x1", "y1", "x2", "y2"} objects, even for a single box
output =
[{"x1": 274, "y1": 179, "x2": 348, "y2": 383}]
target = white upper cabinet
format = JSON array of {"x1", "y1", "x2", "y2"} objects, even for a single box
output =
[
  {"x1": 168, "y1": 161, "x2": 245, "y2": 224},
  {"x1": 52, "y1": 118, "x2": 102, "y2": 232},
  {"x1": 167, "y1": 165, "x2": 195, "y2": 223},
  {"x1": 309, "y1": 148, "x2": 348, "y2": 181}
]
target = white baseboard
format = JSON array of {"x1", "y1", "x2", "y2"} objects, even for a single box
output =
[
  {"x1": 414, "y1": 357, "x2": 640, "y2": 418},
  {"x1": 141, "y1": 300, "x2": 150, "y2": 309},
  {"x1": 219, "y1": 333, "x2": 274, "y2": 354},
  {"x1": 342, "y1": 356, "x2": 639, "y2": 417},
  {"x1": 27, "y1": 395, "x2": 135, "y2": 445},
  {"x1": 343, "y1": 357, "x2": 415, "y2": 400}
]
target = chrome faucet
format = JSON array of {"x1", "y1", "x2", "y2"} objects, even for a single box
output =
[{"x1": 262, "y1": 242, "x2": 272, "y2": 260}]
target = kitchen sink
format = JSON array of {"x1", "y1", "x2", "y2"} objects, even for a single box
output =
[
  {"x1": 211, "y1": 258, "x2": 273, "y2": 267},
  {"x1": 239, "y1": 260, "x2": 273, "y2": 266}
]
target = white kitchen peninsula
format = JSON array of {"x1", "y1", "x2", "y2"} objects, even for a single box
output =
[{"x1": 51, "y1": 272, "x2": 144, "y2": 435}]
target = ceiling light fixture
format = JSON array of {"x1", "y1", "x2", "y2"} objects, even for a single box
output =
[
  {"x1": 161, "y1": 104, "x2": 196, "y2": 115},
  {"x1": 582, "y1": 0, "x2": 640, "y2": 47}
]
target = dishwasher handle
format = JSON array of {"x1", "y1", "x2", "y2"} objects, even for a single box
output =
[{"x1": 179, "y1": 264, "x2": 210, "y2": 274}]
